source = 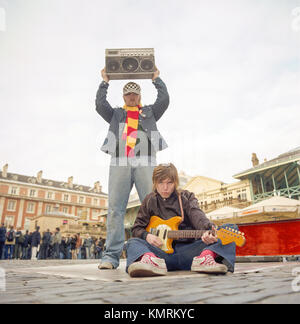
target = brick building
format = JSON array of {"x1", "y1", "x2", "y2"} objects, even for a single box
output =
[{"x1": 0, "y1": 164, "x2": 108, "y2": 231}]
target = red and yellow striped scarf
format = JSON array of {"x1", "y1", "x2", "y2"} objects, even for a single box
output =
[{"x1": 122, "y1": 104, "x2": 142, "y2": 157}]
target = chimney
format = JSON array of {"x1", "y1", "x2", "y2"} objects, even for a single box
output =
[
  {"x1": 2, "y1": 164, "x2": 8, "y2": 178},
  {"x1": 251, "y1": 153, "x2": 259, "y2": 167},
  {"x1": 37, "y1": 170, "x2": 43, "y2": 183},
  {"x1": 68, "y1": 176, "x2": 73, "y2": 189},
  {"x1": 94, "y1": 181, "x2": 102, "y2": 193}
]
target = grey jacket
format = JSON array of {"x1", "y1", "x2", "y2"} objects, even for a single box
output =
[{"x1": 95, "y1": 77, "x2": 170, "y2": 155}]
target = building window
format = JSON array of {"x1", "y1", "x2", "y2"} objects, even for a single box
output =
[
  {"x1": 77, "y1": 208, "x2": 83, "y2": 217},
  {"x1": 27, "y1": 202, "x2": 36, "y2": 213},
  {"x1": 29, "y1": 189, "x2": 36, "y2": 197},
  {"x1": 45, "y1": 205, "x2": 52, "y2": 213},
  {"x1": 24, "y1": 218, "x2": 31, "y2": 231},
  {"x1": 7, "y1": 200, "x2": 17, "y2": 211},
  {"x1": 93, "y1": 198, "x2": 99, "y2": 206},
  {"x1": 63, "y1": 194, "x2": 69, "y2": 202},
  {"x1": 241, "y1": 192, "x2": 247, "y2": 200},
  {"x1": 5, "y1": 216, "x2": 14, "y2": 227},
  {"x1": 10, "y1": 186, "x2": 18, "y2": 195},
  {"x1": 92, "y1": 209, "x2": 99, "y2": 220},
  {"x1": 79, "y1": 196, "x2": 85, "y2": 204},
  {"x1": 62, "y1": 207, "x2": 68, "y2": 214},
  {"x1": 47, "y1": 192, "x2": 54, "y2": 200}
]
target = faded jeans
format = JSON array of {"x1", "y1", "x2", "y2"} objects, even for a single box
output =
[{"x1": 102, "y1": 157, "x2": 156, "y2": 268}]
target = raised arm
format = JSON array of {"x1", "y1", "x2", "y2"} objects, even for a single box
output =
[
  {"x1": 151, "y1": 69, "x2": 170, "y2": 121},
  {"x1": 95, "y1": 68, "x2": 114, "y2": 123}
]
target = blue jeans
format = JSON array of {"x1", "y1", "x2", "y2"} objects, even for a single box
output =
[
  {"x1": 126, "y1": 234, "x2": 237, "y2": 273},
  {"x1": 5, "y1": 245, "x2": 15, "y2": 260},
  {"x1": 102, "y1": 157, "x2": 156, "y2": 268}
]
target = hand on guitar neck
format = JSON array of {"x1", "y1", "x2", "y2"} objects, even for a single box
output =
[{"x1": 201, "y1": 227, "x2": 218, "y2": 245}]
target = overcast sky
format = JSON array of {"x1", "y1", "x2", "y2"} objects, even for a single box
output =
[{"x1": 0, "y1": 0, "x2": 300, "y2": 193}]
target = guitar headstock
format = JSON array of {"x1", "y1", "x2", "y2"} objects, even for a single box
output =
[{"x1": 217, "y1": 227, "x2": 246, "y2": 247}]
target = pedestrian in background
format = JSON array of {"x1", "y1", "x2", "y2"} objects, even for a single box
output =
[
  {"x1": 60, "y1": 237, "x2": 68, "y2": 259},
  {"x1": 53, "y1": 228, "x2": 62, "y2": 259},
  {"x1": 76, "y1": 233, "x2": 82, "y2": 259},
  {"x1": 21, "y1": 230, "x2": 30, "y2": 260},
  {"x1": 14, "y1": 227, "x2": 23, "y2": 259},
  {"x1": 70, "y1": 234, "x2": 77, "y2": 259},
  {"x1": 40, "y1": 229, "x2": 51, "y2": 259},
  {"x1": 0, "y1": 223, "x2": 6, "y2": 260},
  {"x1": 5, "y1": 226, "x2": 15, "y2": 259},
  {"x1": 84, "y1": 236, "x2": 93, "y2": 259},
  {"x1": 31, "y1": 226, "x2": 41, "y2": 260},
  {"x1": 66, "y1": 235, "x2": 72, "y2": 259}
]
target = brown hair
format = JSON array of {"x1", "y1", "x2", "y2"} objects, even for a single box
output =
[{"x1": 152, "y1": 163, "x2": 179, "y2": 192}]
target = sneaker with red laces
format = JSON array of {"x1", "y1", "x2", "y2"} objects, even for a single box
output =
[
  {"x1": 191, "y1": 254, "x2": 228, "y2": 274},
  {"x1": 128, "y1": 253, "x2": 167, "y2": 277}
]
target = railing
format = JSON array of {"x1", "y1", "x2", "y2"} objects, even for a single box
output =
[
  {"x1": 253, "y1": 186, "x2": 300, "y2": 203},
  {"x1": 200, "y1": 199, "x2": 251, "y2": 213}
]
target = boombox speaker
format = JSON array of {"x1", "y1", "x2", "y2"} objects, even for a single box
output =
[{"x1": 105, "y1": 48, "x2": 155, "y2": 80}]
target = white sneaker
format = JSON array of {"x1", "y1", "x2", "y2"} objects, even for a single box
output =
[
  {"x1": 128, "y1": 254, "x2": 167, "y2": 277},
  {"x1": 191, "y1": 255, "x2": 228, "y2": 274}
]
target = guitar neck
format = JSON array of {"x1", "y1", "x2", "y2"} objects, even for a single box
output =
[{"x1": 168, "y1": 229, "x2": 208, "y2": 239}]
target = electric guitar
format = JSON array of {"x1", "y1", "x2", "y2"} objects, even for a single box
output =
[{"x1": 146, "y1": 215, "x2": 246, "y2": 254}]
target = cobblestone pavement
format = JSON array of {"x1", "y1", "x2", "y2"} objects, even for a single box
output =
[{"x1": 0, "y1": 259, "x2": 299, "y2": 304}]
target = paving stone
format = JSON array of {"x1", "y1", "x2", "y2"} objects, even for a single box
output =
[
  {"x1": 155, "y1": 291, "x2": 225, "y2": 304},
  {"x1": 0, "y1": 260, "x2": 299, "y2": 304},
  {"x1": 259, "y1": 293, "x2": 300, "y2": 304}
]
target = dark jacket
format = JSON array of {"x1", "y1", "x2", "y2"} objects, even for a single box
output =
[
  {"x1": 15, "y1": 231, "x2": 22, "y2": 245},
  {"x1": 31, "y1": 231, "x2": 41, "y2": 247},
  {"x1": 0, "y1": 226, "x2": 6, "y2": 243},
  {"x1": 70, "y1": 237, "x2": 77, "y2": 250},
  {"x1": 42, "y1": 232, "x2": 51, "y2": 245},
  {"x1": 132, "y1": 190, "x2": 213, "y2": 241},
  {"x1": 23, "y1": 234, "x2": 30, "y2": 248},
  {"x1": 95, "y1": 77, "x2": 169, "y2": 155}
]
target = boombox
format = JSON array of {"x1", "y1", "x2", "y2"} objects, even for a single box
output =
[{"x1": 105, "y1": 48, "x2": 155, "y2": 80}]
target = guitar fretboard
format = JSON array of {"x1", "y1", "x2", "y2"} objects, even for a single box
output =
[{"x1": 168, "y1": 230, "x2": 210, "y2": 239}]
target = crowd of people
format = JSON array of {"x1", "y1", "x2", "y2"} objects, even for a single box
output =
[{"x1": 0, "y1": 223, "x2": 106, "y2": 261}]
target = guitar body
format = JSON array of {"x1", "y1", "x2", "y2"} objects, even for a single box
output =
[{"x1": 146, "y1": 216, "x2": 182, "y2": 254}]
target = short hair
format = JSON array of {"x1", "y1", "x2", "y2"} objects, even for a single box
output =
[{"x1": 152, "y1": 163, "x2": 179, "y2": 192}]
